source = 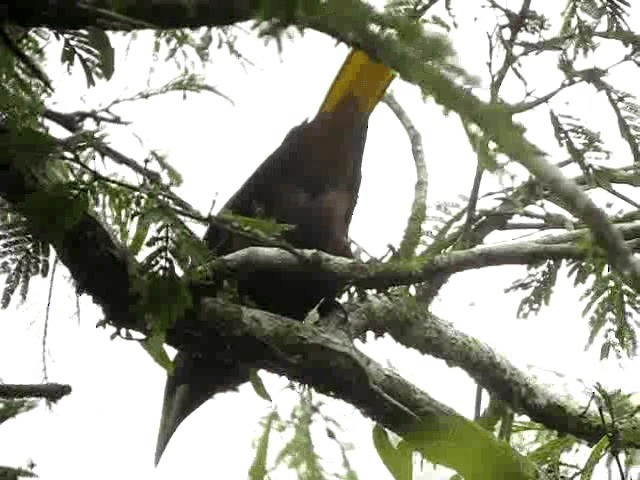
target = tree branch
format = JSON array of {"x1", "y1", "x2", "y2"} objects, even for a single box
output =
[
  {"x1": 207, "y1": 222, "x2": 640, "y2": 290},
  {"x1": 348, "y1": 296, "x2": 637, "y2": 449},
  {"x1": 382, "y1": 92, "x2": 427, "y2": 260},
  {"x1": 0, "y1": 383, "x2": 71, "y2": 401},
  {"x1": 2, "y1": 0, "x2": 260, "y2": 30}
]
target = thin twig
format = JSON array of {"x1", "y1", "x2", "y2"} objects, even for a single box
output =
[
  {"x1": 41, "y1": 256, "x2": 58, "y2": 382},
  {"x1": 383, "y1": 92, "x2": 427, "y2": 260}
]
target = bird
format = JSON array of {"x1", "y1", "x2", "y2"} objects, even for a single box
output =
[{"x1": 154, "y1": 48, "x2": 394, "y2": 465}]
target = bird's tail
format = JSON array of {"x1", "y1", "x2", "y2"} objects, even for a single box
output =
[
  {"x1": 318, "y1": 49, "x2": 395, "y2": 115},
  {"x1": 154, "y1": 352, "x2": 250, "y2": 465}
]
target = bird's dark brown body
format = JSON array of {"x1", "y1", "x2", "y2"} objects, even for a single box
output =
[
  {"x1": 155, "y1": 50, "x2": 394, "y2": 464},
  {"x1": 205, "y1": 94, "x2": 367, "y2": 319}
]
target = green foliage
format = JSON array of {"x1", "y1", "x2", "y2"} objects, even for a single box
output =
[
  {"x1": 561, "y1": 0, "x2": 631, "y2": 56},
  {"x1": 85, "y1": 177, "x2": 208, "y2": 369},
  {"x1": 137, "y1": 270, "x2": 191, "y2": 363},
  {"x1": 513, "y1": 422, "x2": 583, "y2": 477},
  {"x1": 218, "y1": 210, "x2": 295, "y2": 240},
  {"x1": 150, "y1": 29, "x2": 238, "y2": 103},
  {"x1": 552, "y1": 86, "x2": 640, "y2": 168},
  {"x1": 407, "y1": 415, "x2": 542, "y2": 480},
  {"x1": 566, "y1": 254, "x2": 640, "y2": 358},
  {"x1": 527, "y1": 434, "x2": 577, "y2": 469},
  {"x1": 0, "y1": 29, "x2": 59, "y2": 309},
  {"x1": 141, "y1": 330, "x2": 174, "y2": 373},
  {"x1": 56, "y1": 28, "x2": 114, "y2": 87},
  {"x1": 250, "y1": 369, "x2": 274, "y2": 402},
  {"x1": 92, "y1": 184, "x2": 153, "y2": 249},
  {"x1": 146, "y1": 150, "x2": 183, "y2": 187},
  {"x1": 0, "y1": 30, "x2": 46, "y2": 128},
  {"x1": 274, "y1": 389, "x2": 325, "y2": 480},
  {"x1": 0, "y1": 200, "x2": 50, "y2": 309},
  {"x1": 128, "y1": 197, "x2": 152, "y2": 256},
  {"x1": 83, "y1": 173, "x2": 209, "y2": 273},
  {"x1": 476, "y1": 397, "x2": 508, "y2": 433},
  {"x1": 154, "y1": 28, "x2": 214, "y2": 67},
  {"x1": 605, "y1": 88, "x2": 640, "y2": 164},
  {"x1": 549, "y1": 111, "x2": 611, "y2": 176},
  {"x1": 593, "y1": 385, "x2": 640, "y2": 430},
  {"x1": 501, "y1": 0, "x2": 640, "y2": 356},
  {"x1": 140, "y1": 213, "x2": 208, "y2": 273},
  {"x1": 420, "y1": 201, "x2": 467, "y2": 257},
  {"x1": 581, "y1": 435, "x2": 609, "y2": 479},
  {"x1": 372, "y1": 425, "x2": 413, "y2": 480},
  {"x1": 562, "y1": 0, "x2": 630, "y2": 41},
  {"x1": 131, "y1": 194, "x2": 207, "y2": 368},
  {"x1": 506, "y1": 260, "x2": 562, "y2": 319},
  {"x1": 246, "y1": 389, "x2": 359, "y2": 480},
  {"x1": 371, "y1": 414, "x2": 543, "y2": 480},
  {"x1": 249, "y1": 410, "x2": 278, "y2": 480},
  {"x1": 509, "y1": 246, "x2": 639, "y2": 359}
]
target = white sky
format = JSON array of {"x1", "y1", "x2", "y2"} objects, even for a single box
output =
[{"x1": 1, "y1": 2, "x2": 639, "y2": 479}]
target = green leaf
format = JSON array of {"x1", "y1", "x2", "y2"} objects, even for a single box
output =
[
  {"x1": 528, "y1": 435, "x2": 576, "y2": 464},
  {"x1": 142, "y1": 273, "x2": 193, "y2": 332},
  {"x1": 149, "y1": 150, "x2": 182, "y2": 186},
  {"x1": 404, "y1": 415, "x2": 541, "y2": 480},
  {"x1": 129, "y1": 219, "x2": 150, "y2": 256},
  {"x1": 129, "y1": 199, "x2": 152, "y2": 256},
  {"x1": 141, "y1": 331, "x2": 173, "y2": 374},
  {"x1": 87, "y1": 27, "x2": 115, "y2": 80},
  {"x1": 372, "y1": 425, "x2": 413, "y2": 480},
  {"x1": 581, "y1": 435, "x2": 609, "y2": 480},
  {"x1": 173, "y1": 232, "x2": 211, "y2": 272},
  {"x1": 219, "y1": 210, "x2": 293, "y2": 237},
  {"x1": 250, "y1": 369, "x2": 273, "y2": 402},
  {"x1": 249, "y1": 411, "x2": 278, "y2": 480}
]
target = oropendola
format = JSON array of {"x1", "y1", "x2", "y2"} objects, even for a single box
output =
[{"x1": 155, "y1": 48, "x2": 394, "y2": 465}]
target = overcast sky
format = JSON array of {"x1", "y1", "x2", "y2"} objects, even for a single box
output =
[{"x1": 1, "y1": 2, "x2": 639, "y2": 479}]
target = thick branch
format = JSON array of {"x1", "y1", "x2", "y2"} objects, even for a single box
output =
[
  {"x1": 348, "y1": 296, "x2": 640, "y2": 449},
  {"x1": 2, "y1": 0, "x2": 260, "y2": 30},
  {"x1": 0, "y1": 383, "x2": 72, "y2": 401},
  {"x1": 189, "y1": 299, "x2": 552, "y2": 479},
  {"x1": 196, "y1": 299, "x2": 456, "y2": 430}
]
